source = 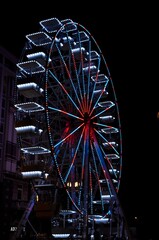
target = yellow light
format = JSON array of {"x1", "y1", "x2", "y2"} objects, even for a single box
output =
[
  {"x1": 75, "y1": 181, "x2": 79, "y2": 187},
  {"x1": 36, "y1": 194, "x2": 39, "y2": 202},
  {"x1": 67, "y1": 181, "x2": 80, "y2": 188}
]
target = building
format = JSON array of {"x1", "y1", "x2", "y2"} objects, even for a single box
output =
[{"x1": 0, "y1": 46, "x2": 29, "y2": 240}]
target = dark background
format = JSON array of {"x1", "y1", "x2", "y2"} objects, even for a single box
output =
[{"x1": 0, "y1": 2, "x2": 157, "y2": 239}]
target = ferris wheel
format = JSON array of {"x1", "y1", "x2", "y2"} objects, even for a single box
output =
[{"x1": 14, "y1": 18, "x2": 129, "y2": 240}]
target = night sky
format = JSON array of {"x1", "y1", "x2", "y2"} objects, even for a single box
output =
[{"x1": 1, "y1": 3, "x2": 157, "y2": 238}]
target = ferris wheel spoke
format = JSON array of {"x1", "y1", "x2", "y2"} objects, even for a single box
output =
[
  {"x1": 54, "y1": 122, "x2": 84, "y2": 148},
  {"x1": 46, "y1": 78, "x2": 67, "y2": 111},
  {"x1": 86, "y1": 55, "x2": 102, "y2": 113},
  {"x1": 48, "y1": 106, "x2": 83, "y2": 121},
  {"x1": 90, "y1": 142, "x2": 105, "y2": 211},
  {"x1": 54, "y1": 43, "x2": 85, "y2": 113},
  {"x1": 82, "y1": 38, "x2": 92, "y2": 112},
  {"x1": 64, "y1": 127, "x2": 85, "y2": 182},
  {"x1": 65, "y1": 32, "x2": 87, "y2": 112},
  {"x1": 91, "y1": 101, "x2": 115, "y2": 120},
  {"x1": 49, "y1": 70, "x2": 84, "y2": 117},
  {"x1": 89, "y1": 76, "x2": 109, "y2": 116},
  {"x1": 101, "y1": 147, "x2": 119, "y2": 179},
  {"x1": 94, "y1": 128, "x2": 119, "y2": 154}
]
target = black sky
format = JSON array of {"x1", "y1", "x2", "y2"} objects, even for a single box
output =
[{"x1": 1, "y1": 3, "x2": 157, "y2": 237}]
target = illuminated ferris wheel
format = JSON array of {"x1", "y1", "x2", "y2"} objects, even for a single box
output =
[{"x1": 14, "y1": 18, "x2": 129, "y2": 240}]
